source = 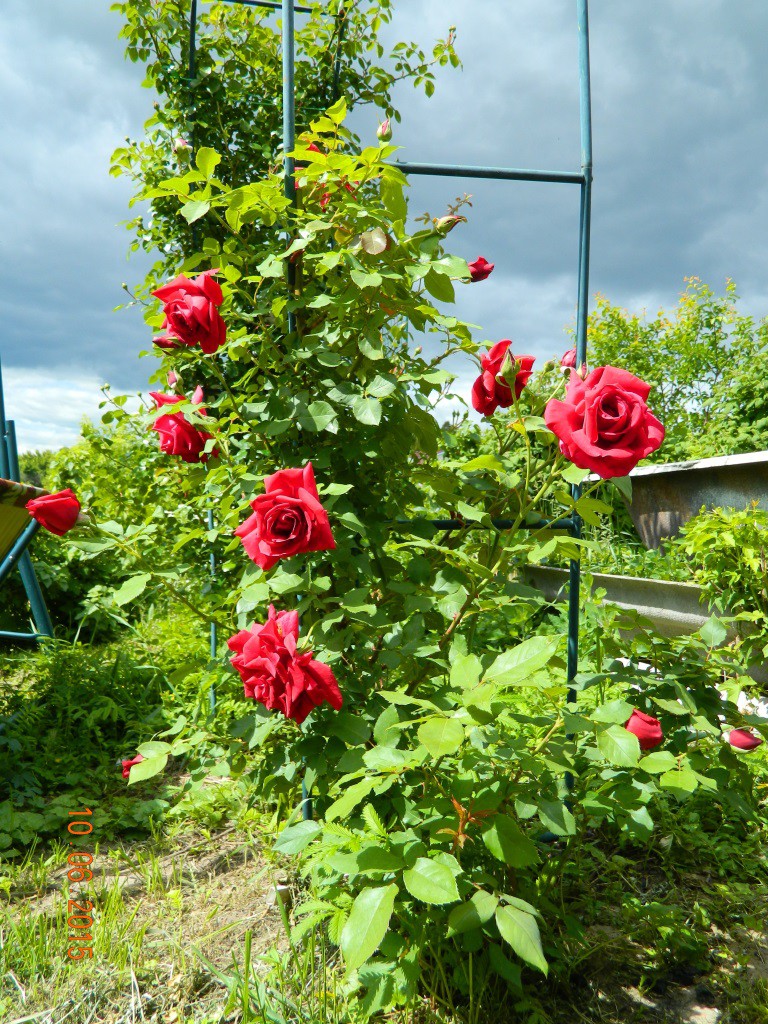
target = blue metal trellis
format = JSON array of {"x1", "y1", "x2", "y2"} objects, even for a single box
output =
[{"x1": 185, "y1": 0, "x2": 594, "y2": 823}]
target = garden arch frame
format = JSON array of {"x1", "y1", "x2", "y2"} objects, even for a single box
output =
[{"x1": 187, "y1": 0, "x2": 593, "y2": 723}]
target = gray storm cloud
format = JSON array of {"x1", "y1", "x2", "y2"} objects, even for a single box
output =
[{"x1": 1, "y1": 1, "x2": 767, "y2": 448}]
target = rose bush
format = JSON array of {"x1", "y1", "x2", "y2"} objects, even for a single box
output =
[{"x1": 98, "y1": 6, "x2": 766, "y2": 1010}]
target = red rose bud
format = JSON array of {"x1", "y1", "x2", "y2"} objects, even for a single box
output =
[
  {"x1": 167, "y1": 371, "x2": 179, "y2": 387},
  {"x1": 468, "y1": 256, "x2": 494, "y2": 282},
  {"x1": 235, "y1": 462, "x2": 335, "y2": 571},
  {"x1": 561, "y1": 348, "x2": 577, "y2": 368},
  {"x1": 228, "y1": 605, "x2": 342, "y2": 724},
  {"x1": 624, "y1": 709, "x2": 663, "y2": 750},
  {"x1": 544, "y1": 365, "x2": 665, "y2": 479},
  {"x1": 377, "y1": 118, "x2": 392, "y2": 142},
  {"x1": 727, "y1": 728, "x2": 763, "y2": 751},
  {"x1": 471, "y1": 341, "x2": 535, "y2": 416},
  {"x1": 152, "y1": 269, "x2": 226, "y2": 354},
  {"x1": 26, "y1": 489, "x2": 81, "y2": 537},
  {"x1": 121, "y1": 753, "x2": 144, "y2": 779},
  {"x1": 173, "y1": 137, "x2": 190, "y2": 153}
]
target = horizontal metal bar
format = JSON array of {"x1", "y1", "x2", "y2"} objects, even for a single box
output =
[
  {"x1": 526, "y1": 517, "x2": 575, "y2": 531},
  {"x1": 209, "y1": 0, "x2": 313, "y2": 12},
  {"x1": 394, "y1": 517, "x2": 574, "y2": 532},
  {"x1": 394, "y1": 161, "x2": 585, "y2": 185},
  {"x1": 0, "y1": 630, "x2": 46, "y2": 642}
]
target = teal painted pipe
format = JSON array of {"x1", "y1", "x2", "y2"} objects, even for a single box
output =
[
  {"x1": 282, "y1": 0, "x2": 297, "y2": 339},
  {"x1": 6, "y1": 422, "x2": 54, "y2": 637},
  {"x1": 395, "y1": 161, "x2": 584, "y2": 185}
]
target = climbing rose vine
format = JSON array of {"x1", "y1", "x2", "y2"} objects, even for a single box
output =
[{"x1": 87, "y1": 89, "x2": 764, "y2": 1013}]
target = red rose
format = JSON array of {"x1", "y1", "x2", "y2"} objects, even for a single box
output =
[
  {"x1": 467, "y1": 256, "x2": 494, "y2": 282},
  {"x1": 727, "y1": 728, "x2": 763, "y2": 751},
  {"x1": 235, "y1": 463, "x2": 335, "y2": 570},
  {"x1": 561, "y1": 348, "x2": 577, "y2": 368},
  {"x1": 471, "y1": 340, "x2": 535, "y2": 416},
  {"x1": 150, "y1": 389, "x2": 216, "y2": 463},
  {"x1": 121, "y1": 753, "x2": 144, "y2": 779},
  {"x1": 625, "y1": 709, "x2": 663, "y2": 750},
  {"x1": 152, "y1": 269, "x2": 226, "y2": 354},
  {"x1": 26, "y1": 488, "x2": 81, "y2": 537},
  {"x1": 544, "y1": 365, "x2": 665, "y2": 479},
  {"x1": 227, "y1": 605, "x2": 342, "y2": 724}
]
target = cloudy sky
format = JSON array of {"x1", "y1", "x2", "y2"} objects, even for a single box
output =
[{"x1": 2, "y1": 0, "x2": 767, "y2": 450}]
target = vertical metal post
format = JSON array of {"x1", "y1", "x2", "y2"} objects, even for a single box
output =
[
  {"x1": 566, "y1": 0, "x2": 593, "y2": 745},
  {"x1": 188, "y1": 0, "x2": 217, "y2": 710},
  {"x1": 282, "y1": 0, "x2": 297, "y2": 338},
  {"x1": 331, "y1": 4, "x2": 346, "y2": 103},
  {"x1": 6, "y1": 422, "x2": 54, "y2": 637}
]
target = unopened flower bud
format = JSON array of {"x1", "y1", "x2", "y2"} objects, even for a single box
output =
[
  {"x1": 173, "y1": 138, "x2": 191, "y2": 160},
  {"x1": 434, "y1": 214, "x2": 465, "y2": 235},
  {"x1": 377, "y1": 118, "x2": 392, "y2": 142}
]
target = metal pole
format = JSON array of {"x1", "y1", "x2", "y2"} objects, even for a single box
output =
[
  {"x1": 6, "y1": 422, "x2": 54, "y2": 637},
  {"x1": 188, "y1": 0, "x2": 218, "y2": 710},
  {"x1": 331, "y1": 3, "x2": 346, "y2": 102},
  {"x1": 282, "y1": 0, "x2": 297, "y2": 338},
  {"x1": 566, "y1": 0, "x2": 593, "y2": 770},
  {"x1": 394, "y1": 161, "x2": 584, "y2": 186}
]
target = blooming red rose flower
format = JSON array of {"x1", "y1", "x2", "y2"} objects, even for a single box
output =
[
  {"x1": 544, "y1": 365, "x2": 665, "y2": 480},
  {"x1": 228, "y1": 605, "x2": 342, "y2": 724},
  {"x1": 121, "y1": 753, "x2": 144, "y2": 779},
  {"x1": 152, "y1": 269, "x2": 226, "y2": 354},
  {"x1": 150, "y1": 389, "x2": 216, "y2": 463},
  {"x1": 727, "y1": 728, "x2": 763, "y2": 751},
  {"x1": 467, "y1": 256, "x2": 494, "y2": 282},
  {"x1": 26, "y1": 489, "x2": 81, "y2": 537},
  {"x1": 625, "y1": 709, "x2": 663, "y2": 750},
  {"x1": 471, "y1": 340, "x2": 535, "y2": 416},
  {"x1": 235, "y1": 463, "x2": 335, "y2": 570}
]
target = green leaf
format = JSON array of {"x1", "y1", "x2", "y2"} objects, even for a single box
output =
[
  {"x1": 339, "y1": 883, "x2": 397, "y2": 972},
  {"x1": 495, "y1": 906, "x2": 548, "y2": 975},
  {"x1": 381, "y1": 176, "x2": 407, "y2": 223},
  {"x1": 274, "y1": 820, "x2": 321, "y2": 855},
  {"x1": 423, "y1": 268, "x2": 455, "y2": 303},
  {"x1": 326, "y1": 96, "x2": 348, "y2": 124},
  {"x1": 366, "y1": 374, "x2": 396, "y2": 399},
  {"x1": 448, "y1": 890, "x2": 499, "y2": 935},
  {"x1": 561, "y1": 463, "x2": 589, "y2": 485},
  {"x1": 113, "y1": 573, "x2": 151, "y2": 606},
  {"x1": 591, "y1": 699, "x2": 634, "y2": 724},
  {"x1": 450, "y1": 653, "x2": 483, "y2": 690},
  {"x1": 136, "y1": 741, "x2": 171, "y2": 759},
  {"x1": 180, "y1": 199, "x2": 210, "y2": 224},
  {"x1": 639, "y1": 751, "x2": 678, "y2": 774},
  {"x1": 195, "y1": 146, "x2": 221, "y2": 177},
  {"x1": 418, "y1": 717, "x2": 464, "y2": 759},
  {"x1": 611, "y1": 475, "x2": 633, "y2": 502},
  {"x1": 351, "y1": 269, "x2": 383, "y2": 290},
  {"x1": 461, "y1": 454, "x2": 505, "y2": 474},
  {"x1": 485, "y1": 636, "x2": 558, "y2": 686},
  {"x1": 482, "y1": 816, "x2": 540, "y2": 868},
  {"x1": 597, "y1": 724, "x2": 640, "y2": 767},
  {"x1": 351, "y1": 395, "x2": 382, "y2": 426},
  {"x1": 537, "y1": 800, "x2": 576, "y2": 837},
  {"x1": 325, "y1": 778, "x2": 378, "y2": 822},
  {"x1": 699, "y1": 615, "x2": 728, "y2": 648},
  {"x1": 299, "y1": 400, "x2": 338, "y2": 432},
  {"x1": 402, "y1": 857, "x2": 460, "y2": 905},
  {"x1": 659, "y1": 767, "x2": 698, "y2": 796},
  {"x1": 128, "y1": 754, "x2": 167, "y2": 784}
]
